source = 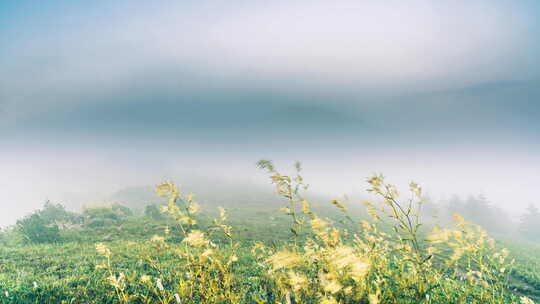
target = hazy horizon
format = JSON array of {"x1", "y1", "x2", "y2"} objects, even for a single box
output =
[{"x1": 1, "y1": 0, "x2": 540, "y2": 227}]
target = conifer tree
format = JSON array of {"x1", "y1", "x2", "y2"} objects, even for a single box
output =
[{"x1": 520, "y1": 203, "x2": 540, "y2": 241}]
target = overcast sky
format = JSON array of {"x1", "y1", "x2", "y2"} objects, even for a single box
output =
[{"x1": 1, "y1": 0, "x2": 539, "y2": 226}]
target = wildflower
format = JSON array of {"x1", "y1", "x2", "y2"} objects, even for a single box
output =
[
  {"x1": 360, "y1": 220, "x2": 371, "y2": 230},
  {"x1": 155, "y1": 183, "x2": 171, "y2": 196},
  {"x1": 521, "y1": 296, "x2": 535, "y2": 304},
  {"x1": 108, "y1": 273, "x2": 125, "y2": 289},
  {"x1": 174, "y1": 293, "x2": 181, "y2": 303},
  {"x1": 140, "y1": 275, "x2": 151, "y2": 283},
  {"x1": 330, "y1": 246, "x2": 355, "y2": 269},
  {"x1": 33, "y1": 282, "x2": 38, "y2": 289},
  {"x1": 320, "y1": 296, "x2": 338, "y2": 304},
  {"x1": 4, "y1": 291, "x2": 8, "y2": 297},
  {"x1": 427, "y1": 227, "x2": 450, "y2": 244},
  {"x1": 323, "y1": 280, "x2": 342, "y2": 294},
  {"x1": 287, "y1": 271, "x2": 307, "y2": 291},
  {"x1": 96, "y1": 243, "x2": 111, "y2": 256},
  {"x1": 452, "y1": 214, "x2": 465, "y2": 226},
  {"x1": 187, "y1": 202, "x2": 200, "y2": 214},
  {"x1": 368, "y1": 293, "x2": 379, "y2": 304},
  {"x1": 156, "y1": 182, "x2": 178, "y2": 198},
  {"x1": 202, "y1": 249, "x2": 214, "y2": 258},
  {"x1": 310, "y1": 217, "x2": 328, "y2": 231},
  {"x1": 450, "y1": 248, "x2": 464, "y2": 262},
  {"x1": 367, "y1": 175, "x2": 383, "y2": 188},
  {"x1": 350, "y1": 259, "x2": 370, "y2": 282},
  {"x1": 182, "y1": 230, "x2": 209, "y2": 247},
  {"x1": 366, "y1": 207, "x2": 379, "y2": 220},
  {"x1": 302, "y1": 200, "x2": 310, "y2": 214},
  {"x1": 331, "y1": 199, "x2": 347, "y2": 211},
  {"x1": 218, "y1": 207, "x2": 227, "y2": 220},
  {"x1": 409, "y1": 181, "x2": 422, "y2": 197},
  {"x1": 251, "y1": 242, "x2": 266, "y2": 256},
  {"x1": 387, "y1": 184, "x2": 399, "y2": 198},
  {"x1": 151, "y1": 235, "x2": 165, "y2": 243},
  {"x1": 267, "y1": 250, "x2": 302, "y2": 270},
  {"x1": 156, "y1": 278, "x2": 164, "y2": 291},
  {"x1": 280, "y1": 207, "x2": 291, "y2": 214}
]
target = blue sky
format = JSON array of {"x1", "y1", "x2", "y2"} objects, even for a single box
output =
[{"x1": 1, "y1": 1, "x2": 540, "y2": 225}]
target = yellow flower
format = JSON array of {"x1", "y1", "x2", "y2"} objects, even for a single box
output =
[
  {"x1": 95, "y1": 243, "x2": 111, "y2": 256},
  {"x1": 182, "y1": 230, "x2": 209, "y2": 247},
  {"x1": 368, "y1": 293, "x2": 379, "y2": 304},
  {"x1": 140, "y1": 275, "x2": 151, "y2": 283},
  {"x1": 310, "y1": 217, "x2": 328, "y2": 231},
  {"x1": 280, "y1": 207, "x2": 291, "y2": 214},
  {"x1": 287, "y1": 271, "x2": 307, "y2": 291},
  {"x1": 218, "y1": 207, "x2": 227, "y2": 220},
  {"x1": 452, "y1": 214, "x2": 465, "y2": 226},
  {"x1": 427, "y1": 227, "x2": 450, "y2": 244},
  {"x1": 330, "y1": 246, "x2": 355, "y2": 269},
  {"x1": 187, "y1": 202, "x2": 200, "y2": 214},
  {"x1": 331, "y1": 199, "x2": 347, "y2": 211},
  {"x1": 151, "y1": 235, "x2": 165, "y2": 243},
  {"x1": 366, "y1": 207, "x2": 379, "y2": 220},
  {"x1": 156, "y1": 182, "x2": 177, "y2": 197},
  {"x1": 521, "y1": 296, "x2": 535, "y2": 304},
  {"x1": 367, "y1": 175, "x2": 383, "y2": 187},
  {"x1": 107, "y1": 273, "x2": 125, "y2": 289},
  {"x1": 323, "y1": 280, "x2": 342, "y2": 294},
  {"x1": 202, "y1": 249, "x2": 214, "y2": 258},
  {"x1": 302, "y1": 200, "x2": 310, "y2": 214},
  {"x1": 267, "y1": 250, "x2": 302, "y2": 270},
  {"x1": 320, "y1": 296, "x2": 338, "y2": 304},
  {"x1": 350, "y1": 259, "x2": 370, "y2": 282}
]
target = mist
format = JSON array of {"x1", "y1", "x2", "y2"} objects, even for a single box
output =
[{"x1": 1, "y1": 0, "x2": 540, "y2": 227}]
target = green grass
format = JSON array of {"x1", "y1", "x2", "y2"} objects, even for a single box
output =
[
  {"x1": 0, "y1": 211, "x2": 539, "y2": 303},
  {"x1": 1, "y1": 170, "x2": 539, "y2": 304}
]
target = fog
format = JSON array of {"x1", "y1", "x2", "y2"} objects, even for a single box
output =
[{"x1": 1, "y1": 0, "x2": 539, "y2": 227}]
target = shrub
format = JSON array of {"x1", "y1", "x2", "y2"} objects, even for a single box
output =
[
  {"x1": 17, "y1": 213, "x2": 61, "y2": 244},
  {"x1": 144, "y1": 204, "x2": 164, "y2": 220},
  {"x1": 83, "y1": 203, "x2": 133, "y2": 228}
]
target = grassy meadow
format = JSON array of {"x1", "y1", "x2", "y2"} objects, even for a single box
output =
[{"x1": 0, "y1": 161, "x2": 539, "y2": 304}]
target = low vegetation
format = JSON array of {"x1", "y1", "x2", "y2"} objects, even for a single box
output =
[{"x1": 0, "y1": 161, "x2": 539, "y2": 303}]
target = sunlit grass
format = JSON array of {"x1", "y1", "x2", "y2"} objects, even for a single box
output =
[{"x1": 0, "y1": 161, "x2": 538, "y2": 303}]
